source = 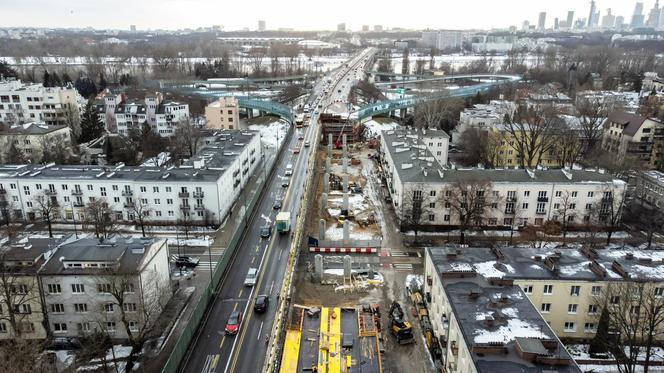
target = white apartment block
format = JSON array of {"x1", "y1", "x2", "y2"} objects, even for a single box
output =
[
  {"x1": 0, "y1": 123, "x2": 71, "y2": 163},
  {"x1": 205, "y1": 97, "x2": 241, "y2": 130},
  {"x1": 95, "y1": 91, "x2": 189, "y2": 137},
  {"x1": 634, "y1": 170, "x2": 664, "y2": 207},
  {"x1": 0, "y1": 130, "x2": 262, "y2": 226},
  {"x1": 0, "y1": 78, "x2": 81, "y2": 126},
  {"x1": 424, "y1": 248, "x2": 581, "y2": 372},
  {"x1": 453, "y1": 100, "x2": 516, "y2": 144},
  {"x1": 380, "y1": 129, "x2": 627, "y2": 228},
  {"x1": 421, "y1": 30, "x2": 465, "y2": 51},
  {"x1": 425, "y1": 246, "x2": 664, "y2": 343},
  {"x1": 39, "y1": 236, "x2": 171, "y2": 340}
]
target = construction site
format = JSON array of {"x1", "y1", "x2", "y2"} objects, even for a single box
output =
[{"x1": 277, "y1": 113, "x2": 437, "y2": 373}]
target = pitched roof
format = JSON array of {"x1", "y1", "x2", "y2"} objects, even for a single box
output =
[{"x1": 606, "y1": 111, "x2": 648, "y2": 137}]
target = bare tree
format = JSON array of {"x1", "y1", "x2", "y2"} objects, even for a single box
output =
[
  {"x1": 39, "y1": 133, "x2": 71, "y2": 164},
  {"x1": 553, "y1": 126, "x2": 584, "y2": 168},
  {"x1": 594, "y1": 187, "x2": 626, "y2": 245},
  {"x1": 172, "y1": 118, "x2": 203, "y2": 159},
  {"x1": 576, "y1": 97, "x2": 608, "y2": 156},
  {"x1": 0, "y1": 338, "x2": 43, "y2": 373},
  {"x1": 128, "y1": 197, "x2": 152, "y2": 237},
  {"x1": 623, "y1": 202, "x2": 664, "y2": 250},
  {"x1": 414, "y1": 96, "x2": 465, "y2": 132},
  {"x1": 32, "y1": 192, "x2": 60, "y2": 238},
  {"x1": 458, "y1": 128, "x2": 502, "y2": 168},
  {"x1": 442, "y1": 179, "x2": 498, "y2": 244},
  {"x1": 63, "y1": 103, "x2": 82, "y2": 142},
  {"x1": 400, "y1": 189, "x2": 434, "y2": 236},
  {"x1": 553, "y1": 191, "x2": 578, "y2": 243},
  {"x1": 177, "y1": 208, "x2": 194, "y2": 240},
  {"x1": 503, "y1": 104, "x2": 562, "y2": 168},
  {"x1": 84, "y1": 198, "x2": 117, "y2": 239},
  {"x1": 247, "y1": 47, "x2": 267, "y2": 77}
]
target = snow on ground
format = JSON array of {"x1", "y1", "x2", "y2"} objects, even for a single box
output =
[
  {"x1": 140, "y1": 152, "x2": 171, "y2": 167},
  {"x1": 329, "y1": 160, "x2": 360, "y2": 176},
  {"x1": 248, "y1": 120, "x2": 289, "y2": 149},
  {"x1": 166, "y1": 236, "x2": 213, "y2": 247},
  {"x1": 473, "y1": 260, "x2": 515, "y2": 278},
  {"x1": 405, "y1": 274, "x2": 424, "y2": 291},
  {"x1": 325, "y1": 224, "x2": 377, "y2": 241},
  {"x1": 261, "y1": 213, "x2": 272, "y2": 224},
  {"x1": 326, "y1": 192, "x2": 369, "y2": 218},
  {"x1": 362, "y1": 159, "x2": 388, "y2": 239},
  {"x1": 363, "y1": 119, "x2": 400, "y2": 138}
]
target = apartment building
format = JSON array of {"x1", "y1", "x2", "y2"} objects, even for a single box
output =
[
  {"x1": 425, "y1": 246, "x2": 664, "y2": 343},
  {"x1": 602, "y1": 111, "x2": 664, "y2": 168},
  {"x1": 421, "y1": 30, "x2": 465, "y2": 51},
  {"x1": 205, "y1": 97, "x2": 241, "y2": 130},
  {"x1": 0, "y1": 130, "x2": 261, "y2": 226},
  {"x1": 452, "y1": 100, "x2": 516, "y2": 144},
  {"x1": 0, "y1": 77, "x2": 81, "y2": 126},
  {"x1": 0, "y1": 236, "x2": 65, "y2": 340},
  {"x1": 95, "y1": 90, "x2": 189, "y2": 137},
  {"x1": 634, "y1": 170, "x2": 664, "y2": 207},
  {"x1": 380, "y1": 129, "x2": 627, "y2": 229},
  {"x1": 643, "y1": 72, "x2": 664, "y2": 92},
  {"x1": 40, "y1": 236, "x2": 170, "y2": 340},
  {"x1": 424, "y1": 248, "x2": 580, "y2": 373},
  {"x1": 0, "y1": 123, "x2": 71, "y2": 163}
]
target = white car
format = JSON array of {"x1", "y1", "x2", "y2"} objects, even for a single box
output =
[{"x1": 244, "y1": 268, "x2": 258, "y2": 286}]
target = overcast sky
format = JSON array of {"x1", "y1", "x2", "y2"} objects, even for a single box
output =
[{"x1": 0, "y1": 0, "x2": 650, "y2": 31}]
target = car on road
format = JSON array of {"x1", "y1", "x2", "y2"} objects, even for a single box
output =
[
  {"x1": 273, "y1": 200, "x2": 282, "y2": 209},
  {"x1": 244, "y1": 267, "x2": 258, "y2": 286},
  {"x1": 225, "y1": 310, "x2": 243, "y2": 335},
  {"x1": 298, "y1": 134, "x2": 304, "y2": 140},
  {"x1": 260, "y1": 225, "x2": 272, "y2": 238},
  {"x1": 282, "y1": 180, "x2": 290, "y2": 188},
  {"x1": 254, "y1": 294, "x2": 269, "y2": 313},
  {"x1": 293, "y1": 148, "x2": 300, "y2": 154},
  {"x1": 304, "y1": 141, "x2": 310, "y2": 147},
  {"x1": 173, "y1": 256, "x2": 199, "y2": 268}
]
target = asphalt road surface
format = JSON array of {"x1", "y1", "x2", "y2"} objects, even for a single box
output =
[{"x1": 180, "y1": 47, "x2": 376, "y2": 373}]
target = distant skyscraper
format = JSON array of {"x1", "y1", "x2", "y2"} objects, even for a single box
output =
[
  {"x1": 566, "y1": 11, "x2": 575, "y2": 29},
  {"x1": 648, "y1": 0, "x2": 661, "y2": 27},
  {"x1": 374, "y1": 25, "x2": 383, "y2": 31},
  {"x1": 538, "y1": 12, "x2": 547, "y2": 30},
  {"x1": 601, "y1": 8, "x2": 616, "y2": 28},
  {"x1": 337, "y1": 23, "x2": 346, "y2": 32},
  {"x1": 362, "y1": 25, "x2": 369, "y2": 32},
  {"x1": 258, "y1": 20, "x2": 266, "y2": 31},
  {"x1": 588, "y1": 1, "x2": 597, "y2": 28},
  {"x1": 554, "y1": 18, "x2": 559, "y2": 30},
  {"x1": 130, "y1": 25, "x2": 136, "y2": 32},
  {"x1": 522, "y1": 20, "x2": 530, "y2": 31},
  {"x1": 632, "y1": 2, "x2": 645, "y2": 27},
  {"x1": 615, "y1": 15, "x2": 625, "y2": 29}
]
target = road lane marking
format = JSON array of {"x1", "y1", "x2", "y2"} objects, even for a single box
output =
[
  {"x1": 238, "y1": 289, "x2": 243, "y2": 298},
  {"x1": 277, "y1": 249, "x2": 282, "y2": 261},
  {"x1": 219, "y1": 336, "x2": 226, "y2": 349},
  {"x1": 269, "y1": 280, "x2": 274, "y2": 294},
  {"x1": 233, "y1": 303, "x2": 238, "y2": 311},
  {"x1": 257, "y1": 321, "x2": 264, "y2": 340},
  {"x1": 251, "y1": 256, "x2": 256, "y2": 264},
  {"x1": 211, "y1": 354, "x2": 220, "y2": 370}
]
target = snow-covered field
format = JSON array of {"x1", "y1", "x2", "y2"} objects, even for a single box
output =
[
  {"x1": 363, "y1": 119, "x2": 400, "y2": 138},
  {"x1": 325, "y1": 224, "x2": 377, "y2": 241},
  {"x1": 166, "y1": 236, "x2": 213, "y2": 247},
  {"x1": 249, "y1": 120, "x2": 289, "y2": 149}
]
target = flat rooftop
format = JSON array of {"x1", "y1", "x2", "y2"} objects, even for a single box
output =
[
  {"x1": 0, "y1": 129, "x2": 258, "y2": 183},
  {"x1": 443, "y1": 276, "x2": 580, "y2": 373},
  {"x1": 428, "y1": 245, "x2": 664, "y2": 281}
]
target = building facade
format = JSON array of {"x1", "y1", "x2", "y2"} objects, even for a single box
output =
[
  {"x1": 0, "y1": 78, "x2": 81, "y2": 127},
  {"x1": 421, "y1": 30, "x2": 464, "y2": 51},
  {"x1": 602, "y1": 111, "x2": 664, "y2": 168},
  {"x1": 380, "y1": 129, "x2": 627, "y2": 229},
  {"x1": 0, "y1": 123, "x2": 71, "y2": 163},
  {"x1": 205, "y1": 97, "x2": 241, "y2": 130},
  {"x1": 0, "y1": 130, "x2": 261, "y2": 226}
]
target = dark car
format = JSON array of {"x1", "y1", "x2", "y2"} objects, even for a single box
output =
[
  {"x1": 225, "y1": 310, "x2": 243, "y2": 335},
  {"x1": 273, "y1": 200, "x2": 282, "y2": 209},
  {"x1": 173, "y1": 256, "x2": 199, "y2": 268},
  {"x1": 260, "y1": 225, "x2": 272, "y2": 238},
  {"x1": 254, "y1": 294, "x2": 269, "y2": 313},
  {"x1": 282, "y1": 180, "x2": 290, "y2": 188}
]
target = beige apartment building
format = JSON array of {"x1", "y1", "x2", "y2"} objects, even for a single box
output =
[
  {"x1": 0, "y1": 123, "x2": 71, "y2": 163},
  {"x1": 205, "y1": 97, "x2": 241, "y2": 130},
  {"x1": 602, "y1": 111, "x2": 664, "y2": 169},
  {"x1": 425, "y1": 246, "x2": 664, "y2": 342}
]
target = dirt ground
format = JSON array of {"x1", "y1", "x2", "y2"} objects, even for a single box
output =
[{"x1": 291, "y1": 141, "x2": 436, "y2": 372}]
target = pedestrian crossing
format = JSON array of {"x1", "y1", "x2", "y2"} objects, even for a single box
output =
[
  {"x1": 196, "y1": 262, "x2": 218, "y2": 272},
  {"x1": 392, "y1": 263, "x2": 414, "y2": 272}
]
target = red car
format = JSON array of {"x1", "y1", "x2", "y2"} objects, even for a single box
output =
[
  {"x1": 293, "y1": 148, "x2": 301, "y2": 154},
  {"x1": 225, "y1": 310, "x2": 242, "y2": 335}
]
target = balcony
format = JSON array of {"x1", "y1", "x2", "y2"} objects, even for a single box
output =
[
  {"x1": 0, "y1": 189, "x2": 6, "y2": 194},
  {"x1": 193, "y1": 191, "x2": 204, "y2": 199},
  {"x1": 536, "y1": 210, "x2": 546, "y2": 215},
  {"x1": 45, "y1": 190, "x2": 57, "y2": 196},
  {"x1": 178, "y1": 192, "x2": 190, "y2": 198},
  {"x1": 121, "y1": 190, "x2": 133, "y2": 197},
  {"x1": 506, "y1": 197, "x2": 517, "y2": 202},
  {"x1": 194, "y1": 205, "x2": 205, "y2": 210},
  {"x1": 124, "y1": 202, "x2": 135, "y2": 208},
  {"x1": 179, "y1": 205, "x2": 191, "y2": 210},
  {"x1": 73, "y1": 202, "x2": 85, "y2": 207},
  {"x1": 537, "y1": 197, "x2": 549, "y2": 202},
  {"x1": 504, "y1": 209, "x2": 515, "y2": 215},
  {"x1": 71, "y1": 190, "x2": 83, "y2": 196}
]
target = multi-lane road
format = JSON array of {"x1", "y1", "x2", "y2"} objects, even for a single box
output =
[{"x1": 180, "y1": 48, "x2": 375, "y2": 373}]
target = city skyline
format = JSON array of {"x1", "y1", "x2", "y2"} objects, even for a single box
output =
[{"x1": 0, "y1": 0, "x2": 646, "y2": 31}]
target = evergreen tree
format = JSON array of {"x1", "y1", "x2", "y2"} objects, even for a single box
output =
[
  {"x1": 61, "y1": 71, "x2": 72, "y2": 85},
  {"x1": 74, "y1": 76, "x2": 98, "y2": 99},
  {"x1": 98, "y1": 72, "x2": 107, "y2": 91},
  {"x1": 79, "y1": 101, "x2": 105, "y2": 143},
  {"x1": 0, "y1": 60, "x2": 19, "y2": 79},
  {"x1": 6, "y1": 140, "x2": 27, "y2": 164},
  {"x1": 50, "y1": 71, "x2": 62, "y2": 87},
  {"x1": 42, "y1": 70, "x2": 51, "y2": 87},
  {"x1": 589, "y1": 306, "x2": 611, "y2": 357}
]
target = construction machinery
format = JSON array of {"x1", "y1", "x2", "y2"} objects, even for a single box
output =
[{"x1": 388, "y1": 301, "x2": 415, "y2": 345}]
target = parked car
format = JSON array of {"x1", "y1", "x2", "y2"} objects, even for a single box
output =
[
  {"x1": 260, "y1": 225, "x2": 272, "y2": 238},
  {"x1": 173, "y1": 256, "x2": 199, "y2": 268},
  {"x1": 244, "y1": 267, "x2": 258, "y2": 286},
  {"x1": 282, "y1": 181, "x2": 290, "y2": 188},
  {"x1": 225, "y1": 310, "x2": 243, "y2": 335},
  {"x1": 254, "y1": 294, "x2": 269, "y2": 313},
  {"x1": 273, "y1": 200, "x2": 282, "y2": 209}
]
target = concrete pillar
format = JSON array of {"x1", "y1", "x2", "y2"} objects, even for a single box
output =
[
  {"x1": 343, "y1": 193, "x2": 349, "y2": 212},
  {"x1": 319, "y1": 219, "x2": 326, "y2": 240},
  {"x1": 343, "y1": 220, "x2": 350, "y2": 242},
  {"x1": 343, "y1": 255, "x2": 352, "y2": 278},
  {"x1": 342, "y1": 175, "x2": 349, "y2": 193},
  {"x1": 342, "y1": 157, "x2": 348, "y2": 173},
  {"x1": 315, "y1": 254, "x2": 324, "y2": 282},
  {"x1": 400, "y1": 108, "x2": 407, "y2": 118},
  {"x1": 325, "y1": 157, "x2": 331, "y2": 173},
  {"x1": 322, "y1": 192, "x2": 328, "y2": 210},
  {"x1": 328, "y1": 133, "x2": 334, "y2": 156},
  {"x1": 324, "y1": 173, "x2": 329, "y2": 193},
  {"x1": 342, "y1": 134, "x2": 348, "y2": 158}
]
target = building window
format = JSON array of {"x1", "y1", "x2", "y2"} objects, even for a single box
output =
[
  {"x1": 165, "y1": 187, "x2": 172, "y2": 193},
  {"x1": 522, "y1": 202, "x2": 529, "y2": 209},
  {"x1": 428, "y1": 214, "x2": 435, "y2": 222},
  {"x1": 20, "y1": 322, "x2": 35, "y2": 333},
  {"x1": 588, "y1": 305, "x2": 598, "y2": 314},
  {"x1": 570, "y1": 286, "x2": 581, "y2": 296},
  {"x1": 611, "y1": 296, "x2": 620, "y2": 304},
  {"x1": 77, "y1": 322, "x2": 90, "y2": 332},
  {"x1": 53, "y1": 323, "x2": 67, "y2": 333},
  {"x1": 564, "y1": 322, "x2": 576, "y2": 332},
  {"x1": 124, "y1": 283, "x2": 135, "y2": 293},
  {"x1": 524, "y1": 191, "x2": 530, "y2": 197},
  {"x1": 584, "y1": 323, "x2": 596, "y2": 333},
  {"x1": 104, "y1": 303, "x2": 114, "y2": 313},
  {"x1": 50, "y1": 304, "x2": 65, "y2": 313},
  {"x1": 631, "y1": 305, "x2": 641, "y2": 315},
  {"x1": 140, "y1": 186, "x2": 147, "y2": 193},
  {"x1": 571, "y1": 191, "x2": 578, "y2": 197},
  {"x1": 71, "y1": 284, "x2": 85, "y2": 294},
  {"x1": 591, "y1": 286, "x2": 602, "y2": 296},
  {"x1": 123, "y1": 303, "x2": 137, "y2": 312},
  {"x1": 47, "y1": 283, "x2": 62, "y2": 294},
  {"x1": 167, "y1": 199, "x2": 173, "y2": 205},
  {"x1": 543, "y1": 285, "x2": 553, "y2": 294},
  {"x1": 154, "y1": 199, "x2": 160, "y2": 205},
  {"x1": 523, "y1": 285, "x2": 533, "y2": 294},
  {"x1": 655, "y1": 287, "x2": 664, "y2": 297},
  {"x1": 106, "y1": 322, "x2": 116, "y2": 333},
  {"x1": 98, "y1": 284, "x2": 111, "y2": 293},
  {"x1": 0, "y1": 323, "x2": 6, "y2": 333},
  {"x1": 74, "y1": 303, "x2": 88, "y2": 313},
  {"x1": 568, "y1": 304, "x2": 578, "y2": 314},
  {"x1": 129, "y1": 321, "x2": 139, "y2": 332},
  {"x1": 555, "y1": 191, "x2": 562, "y2": 197},
  {"x1": 541, "y1": 303, "x2": 551, "y2": 312},
  {"x1": 443, "y1": 214, "x2": 450, "y2": 222}
]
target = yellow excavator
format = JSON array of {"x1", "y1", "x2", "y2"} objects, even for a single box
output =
[{"x1": 388, "y1": 301, "x2": 415, "y2": 345}]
